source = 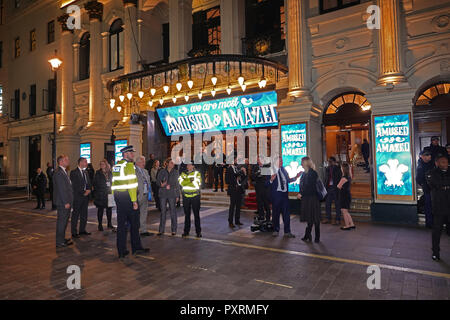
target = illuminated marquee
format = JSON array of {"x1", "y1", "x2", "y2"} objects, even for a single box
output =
[{"x1": 80, "y1": 143, "x2": 91, "y2": 164}]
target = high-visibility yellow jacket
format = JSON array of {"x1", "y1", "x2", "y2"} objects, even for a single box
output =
[
  {"x1": 178, "y1": 170, "x2": 201, "y2": 198},
  {"x1": 112, "y1": 159, "x2": 138, "y2": 202}
]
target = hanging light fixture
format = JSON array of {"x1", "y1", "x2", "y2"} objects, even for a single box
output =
[
  {"x1": 238, "y1": 75, "x2": 245, "y2": 86},
  {"x1": 117, "y1": 106, "x2": 122, "y2": 113},
  {"x1": 198, "y1": 91, "x2": 203, "y2": 100},
  {"x1": 211, "y1": 75, "x2": 218, "y2": 86},
  {"x1": 258, "y1": 77, "x2": 267, "y2": 89},
  {"x1": 159, "y1": 98, "x2": 164, "y2": 106},
  {"x1": 241, "y1": 84, "x2": 247, "y2": 92},
  {"x1": 150, "y1": 88, "x2": 156, "y2": 96},
  {"x1": 127, "y1": 92, "x2": 133, "y2": 100},
  {"x1": 176, "y1": 81, "x2": 182, "y2": 91},
  {"x1": 172, "y1": 96, "x2": 177, "y2": 103},
  {"x1": 138, "y1": 91, "x2": 144, "y2": 99},
  {"x1": 184, "y1": 94, "x2": 189, "y2": 102},
  {"x1": 119, "y1": 95, "x2": 125, "y2": 102},
  {"x1": 163, "y1": 84, "x2": 169, "y2": 94},
  {"x1": 187, "y1": 79, "x2": 194, "y2": 89},
  {"x1": 110, "y1": 99, "x2": 115, "y2": 109},
  {"x1": 148, "y1": 100, "x2": 153, "y2": 107},
  {"x1": 211, "y1": 88, "x2": 216, "y2": 97},
  {"x1": 226, "y1": 86, "x2": 232, "y2": 95}
]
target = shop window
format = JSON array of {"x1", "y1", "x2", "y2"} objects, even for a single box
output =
[
  {"x1": 415, "y1": 83, "x2": 450, "y2": 106},
  {"x1": 109, "y1": 19, "x2": 124, "y2": 71},
  {"x1": 47, "y1": 20, "x2": 55, "y2": 44},
  {"x1": 319, "y1": 0, "x2": 360, "y2": 14},
  {"x1": 190, "y1": 6, "x2": 221, "y2": 57},
  {"x1": 244, "y1": 0, "x2": 285, "y2": 56},
  {"x1": 30, "y1": 29, "x2": 36, "y2": 51},
  {"x1": 29, "y1": 84, "x2": 36, "y2": 116},
  {"x1": 79, "y1": 32, "x2": 90, "y2": 80},
  {"x1": 14, "y1": 37, "x2": 20, "y2": 58}
]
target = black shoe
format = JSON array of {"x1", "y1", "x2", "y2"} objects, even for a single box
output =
[
  {"x1": 432, "y1": 254, "x2": 440, "y2": 261},
  {"x1": 196, "y1": 233, "x2": 202, "y2": 238},
  {"x1": 108, "y1": 225, "x2": 117, "y2": 232},
  {"x1": 301, "y1": 236, "x2": 312, "y2": 242},
  {"x1": 72, "y1": 233, "x2": 80, "y2": 238},
  {"x1": 98, "y1": 225, "x2": 104, "y2": 231},
  {"x1": 213, "y1": 189, "x2": 218, "y2": 192},
  {"x1": 314, "y1": 238, "x2": 320, "y2": 243},
  {"x1": 350, "y1": 225, "x2": 356, "y2": 229},
  {"x1": 56, "y1": 243, "x2": 69, "y2": 248},
  {"x1": 182, "y1": 233, "x2": 189, "y2": 238},
  {"x1": 229, "y1": 223, "x2": 235, "y2": 228},
  {"x1": 157, "y1": 232, "x2": 163, "y2": 236},
  {"x1": 64, "y1": 239, "x2": 73, "y2": 246},
  {"x1": 79, "y1": 231, "x2": 91, "y2": 236},
  {"x1": 34, "y1": 206, "x2": 40, "y2": 210},
  {"x1": 40, "y1": 206, "x2": 45, "y2": 210},
  {"x1": 235, "y1": 222, "x2": 243, "y2": 226},
  {"x1": 171, "y1": 232, "x2": 176, "y2": 236},
  {"x1": 134, "y1": 248, "x2": 150, "y2": 255},
  {"x1": 119, "y1": 250, "x2": 130, "y2": 260},
  {"x1": 341, "y1": 227, "x2": 352, "y2": 231}
]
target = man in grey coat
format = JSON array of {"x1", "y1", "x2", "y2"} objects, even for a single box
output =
[
  {"x1": 157, "y1": 158, "x2": 180, "y2": 236},
  {"x1": 53, "y1": 155, "x2": 74, "y2": 248},
  {"x1": 136, "y1": 156, "x2": 152, "y2": 237}
]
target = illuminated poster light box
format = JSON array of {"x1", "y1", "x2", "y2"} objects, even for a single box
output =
[
  {"x1": 157, "y1": 91, "x2": 278, "y2": 136},
  {"x1": 373, "y1": 113, "x2": 415, "y2": 202},
  {"x1": 114, "y1": 140, "x2": 128, "y2": 163},
  {"x1": 80, "y1": 143, "x2": 91, "y2": 164},
  {"x1": 280, "y1": 122, "x2": 308, "y2": 193}
]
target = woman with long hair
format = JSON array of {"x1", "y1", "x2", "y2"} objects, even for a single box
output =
[
  {"x1": 338, "y1": 162, "x2": 355, "y2": 230},
  {"x1": 297, "y1": 157, "x2": 321, "y2": 242},
  {"x1": 93, "y1": 159, "x2": 116, "y2": 232}
]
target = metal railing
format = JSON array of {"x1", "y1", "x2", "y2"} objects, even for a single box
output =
[{"x1": 0, "y1": 176, "x2": 32, "y2": 201}]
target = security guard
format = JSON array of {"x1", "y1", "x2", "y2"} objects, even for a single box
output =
[
  {"x1": 179, "y1": 163, "x2": 202, "y2": 238},
  {"x1": 112, "y1": 146, "x2": 149, "y2": 259}
]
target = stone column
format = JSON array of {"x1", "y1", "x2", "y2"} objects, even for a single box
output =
[
  {"x1": 287, "y1": 0, "x2": 310, "y2": 98},
  {"x1": 72, "y1": 43, "x2": 79, "y2": 81},
  {"x1": 114, "y1": 123, "x2": 144, "y2": 157},
  {"x1": 376, "y1": 0, "x2": 406, "y2": 85},
  {"x1": 85, "y1": 0, "x2": 104, "y2": 125},
  {"x1": 169, "y1": 0, "x2": 192, "y2": 62},
  {"x1": 6, "y1": 138, "x2": 19, "y2": 183},
  {"x1": 57, "y1": 14, "x2": 75, "y2": 132},
  {"x1": 123, "y1": 0, "x2": 139, "y2": 73},
  {"x1": 220, "y1": 0, "x2": 245, "y2": 54},
  {"x1": 101, "y1": 32, "x2": 109, "y2": 73},
  {"x1": 18, "y1": 137, "x2": 29, "y2": 180}
]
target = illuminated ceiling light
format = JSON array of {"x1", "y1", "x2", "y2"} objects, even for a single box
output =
[
  {"x1": 176, "y1": 81, "x2": 182, "y2": 91},
  {"x1": 187, "y1": 79, "x2": 194, "y2": 89},
  {"x1": 198, "y1": 91, "x2": 203, "y2": 100},
  {"x1": 361, "y1": 105, "x2": 372, "y2": 111},
  {"x1": 138, "y1": 91, "x2": 144, "y2": 99},
  {"x1": 119, "y1": 95, "x2": 125, "y2": 102},
  {"x1": 117, "y1": 106, "x2": 122, "y2": 113},
  {"x1": 241, "y1": 84, "x2": 247, "y2": 92},
  {"x1": 159, "y1": 98, "x2": 164, "y2": 106},
  {"x1": 211, "y1": 75, "x2": 218, "y2": 86},
  {"x1": 184, "y1": 94, "x2": 189, "y2": 102},
  {"x1": 238, "y1": 75, "x2": 245, "y2": 86},
  {"x1": 258, "y1": 77, "x2": 267, "y2": 89},
  {"x1": 110, "y1": 99, "x2": 115, "y2": 109},
  {"x1": 127, "y1": 92, "x2": 133, "y2": 100},
  {"x1": 163, "y1": 84, "x2": 169, "y2": 94},
  {"x1": 211, "y1": 88, "x2": 216, "y2": 97},
  {"x1": 226, "y1": 86, "x2": 232, "y2": 95},
  {"x1": 148, "y1": 100, "x2": 154, "y2": 107},
  {"x1": 172, "y1": 96, "x2": 177, "y2": 103},
  {"x1": 150, "y1": 88, "x2": 156, "y2": 96}
]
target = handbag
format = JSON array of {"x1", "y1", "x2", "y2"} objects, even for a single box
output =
[
  {"x1": 107, "y1": 193, "x2": 116, "y2": 208},
  {"x1": 316, "y1": 178, "x2": 328, "y2": 201},
  {"x1": 147, "y1": 184, "x2": 153, "y2": 201}
]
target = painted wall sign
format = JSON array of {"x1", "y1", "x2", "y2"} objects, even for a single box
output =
[
  {"x1": 114, "y1": 140, "x2": 128, "y2": 163},
  {"x1": 280, "y1": 122, "x2": 308, "y2": 193},
  {"x1": 80, "y1": 143, "x2": 91, "y2": 164},
  {"x1": 157, "y1": 91, "x2": 278, "y2": 136},
  {"x1": 373, "y1": 113, "x2": 415, "y2": 202}
]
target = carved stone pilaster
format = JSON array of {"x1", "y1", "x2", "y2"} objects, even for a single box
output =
[{"x1": 85, "y1": 1, "x2": 103, "y2": 21}]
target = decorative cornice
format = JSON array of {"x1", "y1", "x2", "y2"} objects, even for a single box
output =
[
  {"x1": 85, "y1": 1, "x2": 103, "y2": 22},
  {"x1": 122, "y1": 0, "x2": 138, "y2": 7},
  {"x1": 57, "y1": 13, "x2": 74, "y2": 33}
]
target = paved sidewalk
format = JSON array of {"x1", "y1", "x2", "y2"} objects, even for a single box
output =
[{"x1": 0, "y1": 200, "x2": 449, "y2": 300}]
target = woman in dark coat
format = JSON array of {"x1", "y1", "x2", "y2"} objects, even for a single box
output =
[
  {"x1": 297, "y1": 157, "x2": 321, "y2": 242},
  {"x1": 31, "y1": 168, "x2": 47, "y2": 209},
  {"x1": 338, "y1": 162, "x2": 355, "y2": 230},
  {"x1": 93, "y1": 159, "x2": 115, "y2": 231}
]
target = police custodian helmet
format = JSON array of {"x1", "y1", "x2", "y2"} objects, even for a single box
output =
[{"x1": 120, "y1": 145, "x2": 136, "y2": 153}]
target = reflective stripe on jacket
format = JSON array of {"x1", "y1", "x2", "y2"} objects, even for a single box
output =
[
  {"x1": 112, "y1": 159, "x2": 138, "y2": 202},
  {"x1": 178, "y1": 170, "x2": 201, "y2": 198}
]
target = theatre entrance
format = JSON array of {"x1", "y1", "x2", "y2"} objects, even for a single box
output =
[{"x1": 322, "y1": 92, "x2": 372, "y2": 201}]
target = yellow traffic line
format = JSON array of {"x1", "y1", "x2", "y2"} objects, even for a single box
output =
[
  {"x1": 254, "y1": 279, "x2": 293, "y2": 289},
  {"x1": 4, "y1": 207, "x2": 450, "y2": 280}
]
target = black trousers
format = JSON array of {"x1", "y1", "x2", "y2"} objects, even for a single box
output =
[
  {"x1": 305, "y1": 222, "x2": 320, "y2": 241},
  {"x1": 151, "y1": 182, "x2": 160, "y2": 209},
  {"x1": 35, "y1": 191, "x2": 45, "y2": 208},
  {"x1": 97, "y1": 207, "x2": 112, "y2": 227},
  {"x1": 432, "y1": 214, "x2": 448, "y2": 255},
  {"x1": 114, "y1": 191, "x2": 143, "y2": 256},
  {"x1": 228, "y1": 191, "x2": 242, "y2": 224},
  {"x1": 183, "y1": 195, "x2": 201, "y2": 234},
  {"x1": 71, "y1": 196, "x2": 89, "y2": 235},
  {"x1": 214, "y1": 166, "x2": 224, "y2": 191},
  {"x1": 255, "y1": 184, "x2": 271, "y2": 220}
]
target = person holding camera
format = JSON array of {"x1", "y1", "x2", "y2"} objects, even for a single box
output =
[
  {"x1": 226, "y1": 158, "x2": 248, "y2": 228},
  {"x1": 251, "y1": 157, "x2": 271, "y2": 221}
]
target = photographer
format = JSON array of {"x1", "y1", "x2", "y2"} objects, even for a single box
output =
[
  {"x1": 226, "y1": 158, "x2": 248, "y2": 228},
  {"x1": 251, "y1": 157, "x2": 271, "y2": 221}
]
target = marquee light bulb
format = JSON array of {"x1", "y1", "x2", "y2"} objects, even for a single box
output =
[
  {"x1": 241, "y1": 84, "x2": 247, "y2": 92},
  {"x1": 258, "y1": 77, "x2": 267, "y2": 89},
  {"x1": 148, "y1": 100, "x2": 153, "y2": 107},
  {"x1": 176, "y1": 82, "x2": 182, "y2": 91},
  {"x1": 127, "y1": 93, "x2": 133, "y2": 100},
  {"x1": 198, "y1": 91, "x2": 203, "y2": 100},
  {"x1": 226, "y1": 86, "x2": 232, "y2": 95},
  {"x1": 187, "y1": 79, "x2": 194, "y2": 89},
  {"x1": 172, "y1": 96, "x2": 177, "y2": 103},
  {"x1": 159, "y1": 98, "x2": 164, "y2": 105},
  {"x1": 184, "y1": 95, "x2": 189, "y2": 102},
  {"x1": 163, "y1": 84, "x2": 169, "y2": 94},
  {"x1": 110, "y1": 99, "x2": 115, "y2": 109},
  {"x1": 117, "y1": 106, "x2": 122, "y2": 113},
  {"x1": 211, "y1": 88, "x2": 216, "y2": 97},
  {"x1": 138, "y1": 91, "x2": 144, "y2": 99},
  {"x1": 150, "y1": 88, "x2": 156, "y2": 96},
  {"x1": 119, "y1": 95, "x2": 125, "y2": 102},
  {"x1": 238, "y1": 76, "x2": 245, "y2": 86},
  {"x1": 211, "y1": 76, "x2": 218, "y2": 86}
]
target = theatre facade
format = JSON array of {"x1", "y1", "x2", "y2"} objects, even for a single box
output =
[{"x1": 0, "y1": 0, "x2": 449, "y2": 224}]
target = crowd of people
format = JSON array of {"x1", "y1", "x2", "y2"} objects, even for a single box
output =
[{"x1": 28, "y1": 137, "x2": 450, "y2": 261}]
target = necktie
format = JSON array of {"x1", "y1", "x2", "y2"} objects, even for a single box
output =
[
  {"x1": 82, "y1": 170, "x2": 87, "y2": 190},
  {"x1": 277, "y1": 169, "x2": 287, "y2": 192}
]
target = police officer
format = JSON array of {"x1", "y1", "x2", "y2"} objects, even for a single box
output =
[
  {"x1": 179, "y1": 163, "x2": 202, "y2": 238},
  {"x1": 416, "y1": 150, "x2": 435, "y2": 228},
  {"x1": 112, "y1": 146, "x2": 149, "y2": 260},
  {"x1": 426, "y1": 154, "x2": 450, "y2": 261}
]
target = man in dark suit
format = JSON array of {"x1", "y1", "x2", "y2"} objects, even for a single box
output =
[
  {"x1": 361, "y1": 139, "x2": 370, "y2": 173},
  {"x1": 251, "y1": 157, "x2": 271, "y2": 221},
  {"x1": 53, "y1": 155, "x2": 74, "y2": 248},
  {"x1": 323, "y1": 157, "x2": 342, "y2": 225},
  {"x1": 70, "y1": 157, "x2": 92, "y2": 238},
  {"x1": 226, "y1": 158, "x2": 248, "y2": 228}
]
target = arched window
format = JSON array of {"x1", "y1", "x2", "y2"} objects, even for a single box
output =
[
  {"x1": 109, "y1": 19, "x2": 124, "y2": 71},
  {"x1": 415, "y1": 82, "x2": 450, "y2": 106},
  {"x1": 323, "y1": 92, "x2": 371, "y2": 126},
  {"x1": 79, "y1": 32, "x2": 90, "y2": 80}
]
